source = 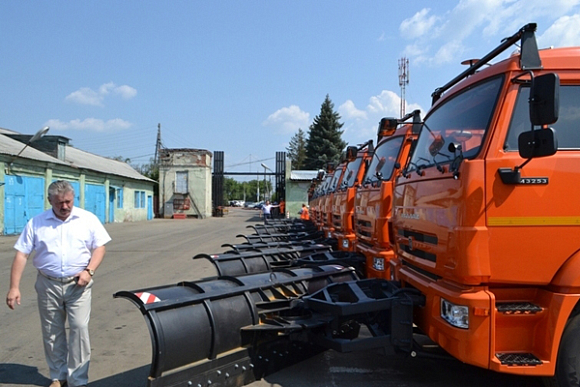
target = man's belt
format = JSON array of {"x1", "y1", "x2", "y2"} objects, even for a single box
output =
[{"x1": 38, "y1": 270, "x2": 76, "y2": 284}]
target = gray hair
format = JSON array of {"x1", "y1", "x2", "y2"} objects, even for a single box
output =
[{"x1": 48, "y1": 180, "x2": 74, "y2": 198}]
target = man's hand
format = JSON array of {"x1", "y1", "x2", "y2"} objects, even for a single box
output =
[
  {"x1": 6, "y1": 288, "x2": 21, "y2": 310},
  {"x1": 76, "y1": 270, "x2": 92, "y2": 287}
]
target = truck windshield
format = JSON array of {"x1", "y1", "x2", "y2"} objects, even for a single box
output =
[
  {"x1": 315, "y1": 175, "x2": 332, "y2": 197},
  {"x1": 363, "y1": 136, "x2": 405, "y2": 184},
  {"x1": 341, "y1": 157, "x2": 363, "y2": 189},
  {"x1": 328, "y1": 168, "x2": 345, "y2": 193},
  {"x1": 408, "y1": 76, "x2": 504, "y2": 173}
]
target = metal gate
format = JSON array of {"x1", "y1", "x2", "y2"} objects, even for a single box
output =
[
  {"x1": 4, "y1": 175, "x2": 45, "y2": 235},
  {"x1": 212, "y1": 151, "x2": 286, "y2": 216},
  {"x1": 85, "y1": 183, "x2": 106, "y2": 224}
]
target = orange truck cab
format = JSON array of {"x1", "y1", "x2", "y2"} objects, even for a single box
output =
[
  {"x1": 330, "y1": 141, "x2": 373, "y2": 251},
  {"x1": 320, "y1": 163, "x2": 345, "y2": 238},
  {"x1": 354, "y1": 114, "x2": 419, "y2": 279},
  {"x1": 309, "y1": 167, "x2": 334, "y2": 228},
  {"x1": 392, "y1": 23, "x2": 580, "y2": 385},
  {"x1": 307, "y1": 170, "x2": 325, "y2": 224}
]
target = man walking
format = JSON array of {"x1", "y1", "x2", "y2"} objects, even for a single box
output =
[
  {"x1": 5, "y1": 180, "x2": 111, "y2": 387},
  {"x1": 261, "y1": 200, "x2": 280, "y2": 223}
]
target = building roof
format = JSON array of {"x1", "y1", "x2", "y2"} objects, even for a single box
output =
[
  {"x1": 290, "y1": 170, "x2": 319, "y2": 181},
  {"x1": 65, "y1": 146, "x2": 155, "y2": 182},
  {"x1": 0, "y1": 131, "x2": 155, "y2": 183},
  {"x1": 0, "y1": 133, "x2": 70, "y2": 165}
]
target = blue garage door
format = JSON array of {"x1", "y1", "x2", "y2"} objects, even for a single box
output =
[
  {"x1": 85, "y1": 183, "x2": 106, "y2": 223},
  {"x1": 4, "y1": 175, "x2": 45, "y2": 235}
]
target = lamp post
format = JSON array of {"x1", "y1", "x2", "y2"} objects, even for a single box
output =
[
  {"x1": 16, "y1": 126, "x2": 50, "y2": 157},
  {"x1": 261, "y1": 163, "x2": 272, "y2": 200}
]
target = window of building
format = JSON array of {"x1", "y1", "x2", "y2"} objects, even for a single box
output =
[
  {"x1": 134, "y1": 190, "x2": 146, "y2": 208},
  {"x1": 175, "y1": 171, "x2": 188, "y2": 194},
  {"x1": 116, "y1": 188, "x2": 123, "y2": 208}
]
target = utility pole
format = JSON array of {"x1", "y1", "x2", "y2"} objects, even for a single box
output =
[
  {"x1": 398, "y1": 57, "x2": 409, "y2": 117},
  {"x1": 154, "y1": 123, "x2": 162, "y2": 165}
]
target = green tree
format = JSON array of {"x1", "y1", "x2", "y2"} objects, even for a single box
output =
[
  {"x1": 286, "y1": 128, "x2": 307, "y2": 170},
  {"x1": 132, "y1": 157, "x2": 159, "y2": 196},
  {"x1": 304, "y1": 95, "x2": 346, "y2": 170}
]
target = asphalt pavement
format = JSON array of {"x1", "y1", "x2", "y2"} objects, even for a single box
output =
[{"x1": 0, "y1": 208, "x2": 544, "y2": 387}]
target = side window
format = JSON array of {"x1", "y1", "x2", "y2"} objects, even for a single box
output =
[
  {"x1": 116, "y1": 188, "x2": 123, "y2": 208},
  {"x1": 134, "y1": 190, "x2": 145, "y2": 208},
  {"x1": 506, "y1": 85, "x2": 580, "y2": 150},
  {"x1": 134, "y1": 191, "x2": 141, "y2": 208}
]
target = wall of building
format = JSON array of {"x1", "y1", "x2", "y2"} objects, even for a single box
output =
[
  {"x1": 0, "y1": 157, "x2": 155, "y2": 235},
  {"x1": 285, "y1": 180, "x2": 311, "y2": 219},
  {"x1": 158, "y1": 149, "x2": 212, "y2": 219}
]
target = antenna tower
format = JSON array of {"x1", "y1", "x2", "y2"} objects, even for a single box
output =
[
  {"x1": 154, "y1": 123, "x2": 163, "y2": 165},
  {"x1": 398, "y1": 57, "x2": 409, "y2": 117}
]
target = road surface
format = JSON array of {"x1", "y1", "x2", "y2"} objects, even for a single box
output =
[{"x1": 0, "y1": 208, "x2": 544, "y2": 387}]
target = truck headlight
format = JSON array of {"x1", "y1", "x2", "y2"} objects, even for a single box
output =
[
  {"x1": 441, "y1": 298, "x2": 469, "y2": 329},
  {"x1": 373, "y1": 257, "x2": 385, "y2": 271},
  {"x1": 342, "y1": 239, "x2": 349, "y2": 249}
]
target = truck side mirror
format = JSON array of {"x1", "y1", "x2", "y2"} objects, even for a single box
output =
[
  {"x1": 518, "y1": 127, "x2": 558, "y2": 159},
  {"x1": 346, "y1": 146, "x2": 358, "y2": 161},
  {"x1": 530, "y1": 73, "x2": 559, "y2": 126},
  {"x1": 378, "y1": 117, "x2": 398, "y2": 138}
]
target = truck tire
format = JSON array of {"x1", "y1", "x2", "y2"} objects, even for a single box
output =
[{"x1": 553, "y1": 312, "x2": 580, "y2": 387}]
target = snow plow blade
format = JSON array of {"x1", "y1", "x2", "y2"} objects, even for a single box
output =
[
  {"x1": 195, "y1": 246, "x2": 364, "y2": 277},
  {"x1": 114, "y1": 265, "x2": 358, "y2": 387}
]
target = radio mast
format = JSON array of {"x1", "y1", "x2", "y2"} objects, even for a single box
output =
[{"x1": 398, "y1": 57, "x2": 409, "y2": 117}]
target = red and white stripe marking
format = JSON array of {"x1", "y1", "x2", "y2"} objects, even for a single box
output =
[{"x1": 135, "y1": 292, "x2": 161, "y2": 304}]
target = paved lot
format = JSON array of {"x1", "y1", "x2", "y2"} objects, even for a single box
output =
[{"x1": 0, "y1": 208, "x2": 544, "y2": 387}]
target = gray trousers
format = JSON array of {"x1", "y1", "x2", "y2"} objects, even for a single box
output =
[{"x1": 35, "y1": 273, "x2": 93, "y2": 386}]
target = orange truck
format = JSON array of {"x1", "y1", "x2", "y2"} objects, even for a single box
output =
[
  {"x1": 391, "y1": 23, "x2": 580, "y2": 385},
  {"x1": 320, "y1": 163, "x2": 345, "y2": 238},
  {"x1": 116, "y1": 23, "x2": 580, "y2": 387},
  {"x1": 354, "y1": 113, "x2": 419, "y2": 278},
  {"x1": 309, "y1": 164, "x2": 336, "y2": 229},
  {"x1": 329, "y1": 140, "x2": 373, "y2": 251}
]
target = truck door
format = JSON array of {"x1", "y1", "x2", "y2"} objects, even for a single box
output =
[{"x1": 485, "y1": 83, "x2": 580, "y2": 284}]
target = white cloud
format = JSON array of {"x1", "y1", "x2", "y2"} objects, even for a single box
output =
[
  {"x1": 367, "y1": 90, "x2": 402, "y2": 115},
  {"x1": 400, "y1": 0, "x2": 580, "y2": 67},
  {"x1": 433, "y1": 40, "x2": 464, "y2": 66},
  {"x1": 339, "y1": 91, "x2": 424, "y2": 142},
  {"x1": 339, "y1": 100, "x2": 367, "y2": 120},
  {"x1": 44, "y1": 118, "x2": 133, "y2": 132},
  {"x1": 65, "y1": 82, "x2": 137, "y2": 106},
  {"x1": 263, "y1": 105, "x2": 310, "y2": 134},
  {"x1": 114, "y1": 85, "x2": 138, "y2": 99},
  {"x1": 538, "y1": 14, "x2": 580, "y2": 48},
  {"x1": 400, "y1": 8, "x2": 439, "y2": 40},
  {"x1": 65, "y1": 87, "x2": 103, "y2": 106}
]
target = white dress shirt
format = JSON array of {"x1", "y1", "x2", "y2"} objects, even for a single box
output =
[{"x1": 14, "y1": 206, "x2": 111, "y2": 278}]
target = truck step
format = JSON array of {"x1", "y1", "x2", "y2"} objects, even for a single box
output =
[
  {"x1": 496, "y1": 352, "x2": 542, "y2": 366},
  {"x1": 496, "y1": 302, "x2": 542, "y2": 314}
]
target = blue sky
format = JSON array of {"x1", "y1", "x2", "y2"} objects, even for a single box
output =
[{"x1": 2, "y1": 1, "x2": 580, "y2": 176}]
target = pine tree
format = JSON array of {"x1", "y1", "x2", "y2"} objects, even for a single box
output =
[
  {"x1": 286, "y1": 128, "x2": 307, "y2": 170},
  {"x1": 304, "y1": 95, "x2": 346, "y2": 170}
]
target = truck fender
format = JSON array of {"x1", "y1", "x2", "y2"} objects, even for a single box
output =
[{"x1": 550, "y1": 248, "x2": 580, "y2": 292}]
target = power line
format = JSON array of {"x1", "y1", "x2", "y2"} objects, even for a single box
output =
[{"x1": 226, "y1": 156, "x2": 275, "y2": 169}]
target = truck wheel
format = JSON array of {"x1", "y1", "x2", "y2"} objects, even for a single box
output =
[{"x1": 553, "y1": 313, "x2": 580, "y2": 387}]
